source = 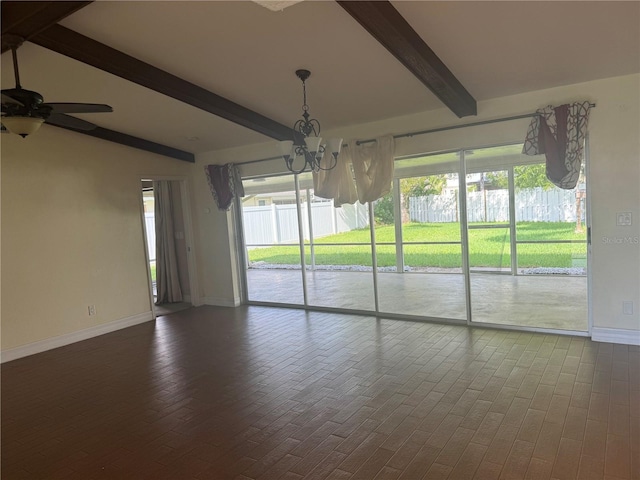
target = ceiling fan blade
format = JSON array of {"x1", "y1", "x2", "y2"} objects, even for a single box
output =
[
  {"x1": 2, "y1": 93, "x2": 24, "y2": 106},
  {"x1": 43, "y1": 103, "x2": 113, "y2": 114},
  {"x1": 45, "y1": 113, "x2": 97, "y2": 131}
]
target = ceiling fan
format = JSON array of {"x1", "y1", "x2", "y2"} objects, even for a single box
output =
[{"x1": 1, "y1": 35, "x2": 113, "y2": 137}]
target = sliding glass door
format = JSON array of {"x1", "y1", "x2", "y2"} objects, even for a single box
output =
[
  {"x1": 465, "y1": 146, "x2": 588, "y2": 331},
  {"x1": 239, "y1": 142, "x2": 588, "y2": 333}
]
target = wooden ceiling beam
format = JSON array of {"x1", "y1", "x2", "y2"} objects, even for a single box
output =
[
  {"x1": 1, "y1": 1, "x2": 92, "y2": 53},
  {"x1": 30, "y1": 24, "x2": 301, "y2": 142},
  {"x1": 49, "y1": 123, "x2": 195, "y2": 163},
  {"x1": 337, "y1": 0, "x2": 477, "y2": 118}
]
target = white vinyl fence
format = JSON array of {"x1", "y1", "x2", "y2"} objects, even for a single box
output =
[
  {"x1": 243, "y1": 201, "x2": 368, "y2": 245},
  {"x1": 410, "y1": 187, "x2": 584, "y2": 223}
]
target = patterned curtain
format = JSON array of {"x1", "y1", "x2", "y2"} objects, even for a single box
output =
[
  {"x1": 522, "y1": 101, "x2": 592, "y2": 189},
  {"x1": 205, "y1": 163, "x2": 245, "y2": 211}
]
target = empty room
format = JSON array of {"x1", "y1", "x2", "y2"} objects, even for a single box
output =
[{"x1": 2, "y1": 1, "x2": 639, "y2": 479}]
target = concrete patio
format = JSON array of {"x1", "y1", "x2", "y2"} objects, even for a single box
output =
[{"x1": 246, "y1": 268, "x2": 588, "y2": 331}]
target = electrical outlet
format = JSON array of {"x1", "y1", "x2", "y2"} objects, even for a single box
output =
[
  {"x1": 623, "y1": 301, "x2": 633, "y2": 315},
  {"x1": 616, "y1": 212, "x2": 632, "y2": 226},
  {"x1": 88, "y1": 305, "x2": 96, "y2": 316}
]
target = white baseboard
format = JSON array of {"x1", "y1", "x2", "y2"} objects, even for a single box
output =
[
  {"x1": 202, "y1": 296, "x2": 241, "y2": 308},
  {"x1": 1, "y1": 311, "x2": 154, "y2": 363},
  {"x1": 592, "y1": 327, "x2": 640, "y2": 346}
]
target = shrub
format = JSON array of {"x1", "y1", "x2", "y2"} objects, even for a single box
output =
[{"x1": 374, "y1": 193, "x2": 394, "y2": 225}]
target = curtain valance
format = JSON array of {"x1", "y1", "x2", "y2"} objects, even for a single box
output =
[
  {"x1": 522, "y1": 101, "x2": 592, "y2": 189},
  {"x1": 205, "y1": 163, "x2": 245, "y2": 211}
]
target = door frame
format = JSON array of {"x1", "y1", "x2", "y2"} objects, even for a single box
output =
[
  {"x1": 460, "y1": 144, "x2": 591, "y2": 335},
  {"x1": 138, "y1": 175, "x2": 200, "y2": 318}
]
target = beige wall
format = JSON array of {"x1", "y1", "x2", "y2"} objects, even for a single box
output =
[
  {"x1": 2, "y1": 127, "x2": 192, "y2": 350},
  {"x1": 190, "y1": 160, "x2": 242, "y2": 307},
  {"x1": 195, "y1": 73, "x2": 640, "y2": 333}
]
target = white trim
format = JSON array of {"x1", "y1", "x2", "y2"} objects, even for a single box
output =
[
  {"x1": 180, "y1": 181, "x2": 201, "y2": 308},
  {"x1": 592, "y1": 327, "x2": 640, "y2": 345},
  {"x1": 1, "y1": 311, "x2": 154, "y2": 363},
  {"x1": 202, "y1": 296, "x2": 241, "y2": 308},
  {"x1": 138, "y1": 187, "x2": 157, "y2": 320}
]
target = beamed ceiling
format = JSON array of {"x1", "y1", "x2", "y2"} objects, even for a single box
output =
[{"x1": 1, "y1": 1, "x2": 639, "y2": 162}]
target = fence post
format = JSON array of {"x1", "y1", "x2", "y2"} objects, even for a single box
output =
[
  {"x1": 331, "y1": 205, "x2": 337, "y2": 234},
  {"x1": 306, "y1": 189, "x2": 315, "y2": 270},
  {"x1": 271, "y1": 203, "x2": 280, "y2": 243}
]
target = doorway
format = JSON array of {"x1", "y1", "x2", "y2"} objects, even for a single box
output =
[{"x1": 140, "y1": 179, "x2": 195, "y2": 317}]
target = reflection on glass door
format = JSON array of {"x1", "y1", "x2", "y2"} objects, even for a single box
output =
[
  {"x1": 376, "y1": 151, "x2": 467, "y2": 320},
  {"x1": 241, "y1": 175, "x2": 304, "y2": 305},
  {"x1": 466, "y1": 145, "x2": 588, "y2": 331}
]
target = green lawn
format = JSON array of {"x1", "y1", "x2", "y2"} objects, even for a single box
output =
[{"x1": 248, "y1": 222, "x2": 586, "y2": 269}]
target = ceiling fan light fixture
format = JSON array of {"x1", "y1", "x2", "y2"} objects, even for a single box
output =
[
  {"x1": 1, "y1": 116, "x2": 45, "y2": 138},
  {"x1": 1, "y1": 40, "x2": 112, "y2": 138}
]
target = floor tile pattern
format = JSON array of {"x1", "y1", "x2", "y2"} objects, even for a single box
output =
[{"x1": 2, "y1": 306, "x2": 637, "y2": 479}]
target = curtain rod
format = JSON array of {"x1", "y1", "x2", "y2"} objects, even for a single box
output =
[{"x1": 236, "y1": 103, "x2": 596, "y2": 165}]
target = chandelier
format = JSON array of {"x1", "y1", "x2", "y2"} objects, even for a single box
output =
[{"x1": 278, "y1": 69, "x2": 342, "y2": 174}]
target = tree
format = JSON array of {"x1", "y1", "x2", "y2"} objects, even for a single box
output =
[
  {"x1": 484, "y1": 164, "x2": 585, "y2": 233},
  {"x1": 373, "y1": 190, "x2": 394, "y2": 225},
  {"x1": 399, "y1": 175, "x2": 446, "y2": 223},
  {"x1": 373, "y1": 175, "x2": 447, "y2": 225},
  {"x1": 402, "y1": 175, "x2": 447, "y2": 199},
  {"x1": 484, "y1": 164, "x2": 554, "y2": 191}
]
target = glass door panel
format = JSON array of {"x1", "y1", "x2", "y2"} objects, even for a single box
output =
[
  {"x1": 241, "y1": 175, "x2": 304, "y2": 305},
  {"x1": 300, "y1": 173, "x2": 375, "y2": 311},
  {"x1": 466, "y1": 166, "x2": 515, "y2": 324},
  {"x1": 466, "y1": 145, "x2": 588, "y2": 331},
  {"x1": 514, "y1": 162, "x2": 588, "y2": 331},
  {"x1": 466, "y1": 168, "x2": 512, "y2": 274},
  {"x1": 377, "y1": 153, "x2": 467, "y2": 320},
  {"x1": 467, "y1": 226, "x2": 512, "y2": 272}
]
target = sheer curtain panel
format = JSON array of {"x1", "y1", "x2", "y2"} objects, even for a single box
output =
[
  {"x1": 351, "y1": 134, "x2": 395, "y2": 203},
  {"x1": 154, "y1": 181, "x2": 183, "y2": 304}
]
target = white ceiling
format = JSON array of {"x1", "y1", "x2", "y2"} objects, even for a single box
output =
[{"x1": 2, "y1": 1, "x2": 639, "y2": 156}]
